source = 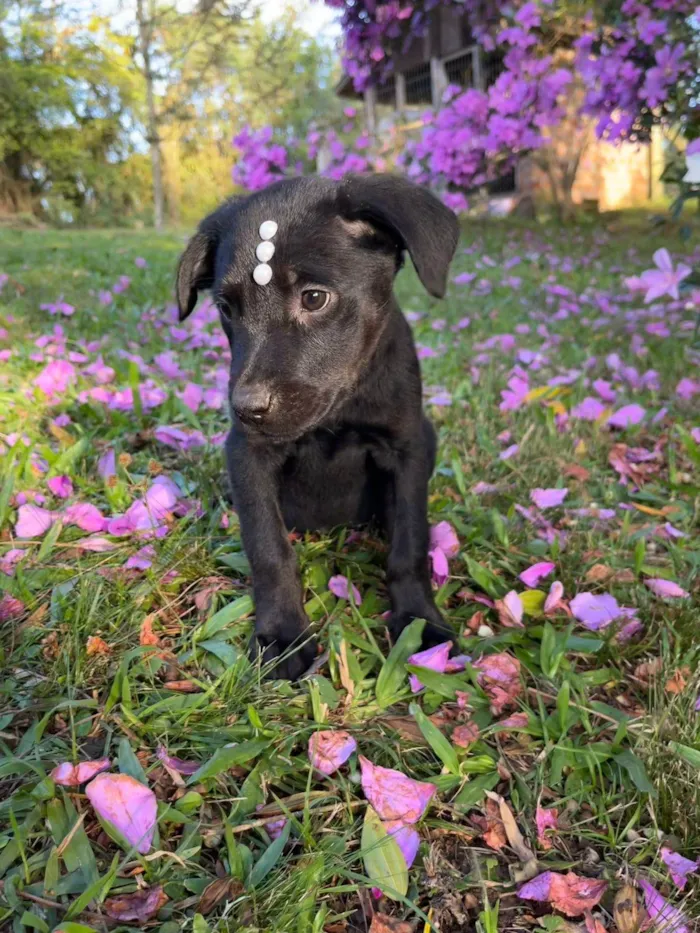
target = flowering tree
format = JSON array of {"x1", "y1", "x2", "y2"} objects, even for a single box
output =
[{"x1": 233, "y1": 2, "x2": 699, "y2": 212}]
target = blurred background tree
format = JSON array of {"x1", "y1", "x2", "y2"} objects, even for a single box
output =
[{"x1": 0, "y1": 0, "x2": 340, "y2": 227}]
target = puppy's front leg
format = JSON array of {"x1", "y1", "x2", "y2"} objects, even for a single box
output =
[
  {"x1": 386, "y1": 449, "x2": 450, "y2": 645},
  {"x1": 226, "y1": 434, "x2": 317, "y2": 680}
]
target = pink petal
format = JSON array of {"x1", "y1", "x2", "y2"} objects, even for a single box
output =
[
  {"x1": 660, "y1": 847, "x2": 699, "y2": 890},
  {"x1": 0, "y1": 594, "x2": 24, "y2": 622},
  {"x1": 429, "y1": 546, "x2": 449, "y2": 584},
  {"x1": 518, "y1": 871, "x2": 606, "y2": 918},
  {"x1": 74, "y1": 536, "x2": 117, "y2": 552},
  {"x1": 15, "y1": 504, "x2": 57, "y2": 538},
  {"x1": 384, "y1": 820, "x2": 420, "y2": 869},
  {"x1": 570, "y1": 592, "x2": 622, "y2": 630},
  {"x1": 608, "y1": 404, "x2": 646, "y2": 428},
  {"x1": 531, "y1": 487, "x2": 568, "y2": 509},
  {"x1": 519, "y1": 562, "x2": 555, "y2": 588},
  {"x1": 639, "y1": 878, "x2": 690, "y2": 933},
  {"x1": 51, "y1": 757, "x2": 111, "y2": 786},
  {"x1": 536, "y1": 805, "x2": 558, "y2": 849},
  {"x1": 328, "y1": 574, "x2": 361, "y2": 604},
  {"x1": 407, "y1": 641, "x2": 453, "y2": 692},
  {"x1": 496, "y1": 590, "x2": 524, "y2": 628},
  {"x1": 653, "y1": 248, "x2": 673, "y2": 274},
  {"x1": 98, "y1": 448, "x2": 117, "y2": 479},
  {"x1": 473, "y1": 652, "x2": 522, "y2": 714},
  {"x1": 47, "y1": 475, "x2": 73, "y2": 498},
  {"x1": 156, "y1": 747, "x2": 201, "y2": 776},
  {"x1": 64, "y1": 503, "x2": 107, "y2": 533},
  {"x1": 429, "y1": 521, "x2": 460, "y2": 558},
  {"x1": 85, "y1": 772, "x2": 157, "y2": 854},
  {"x1": 308, "y1": 730, "x2": 357, "y2": 776},
  {"x1": 359, "y1": 756, "x2": 435, "y2": 824},
  {"x1": 125, "y1": 545, "x2": 155, "y2": 570},
  {"x1": 645, "y1": 578, "x2": 689, "y2": 599},
  {"x1": 544, "y1": 580, "x2": 565, "y2": 613}
]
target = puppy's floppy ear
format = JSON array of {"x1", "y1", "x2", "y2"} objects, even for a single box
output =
[
  {"x1": 176, "y1": 229, "x2": 217, "y2": 321},
  {"x1": 338, "y1": 173, "x2": 460, "y2": 298}
]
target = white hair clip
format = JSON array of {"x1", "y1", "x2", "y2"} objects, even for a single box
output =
[{"x1": 253, "y1": 220, "x2": 278, "y2": 286}]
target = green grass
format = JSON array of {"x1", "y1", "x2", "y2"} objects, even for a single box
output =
[{"x1": 0, "y1": 216, "x2": 698, "y2": 933}]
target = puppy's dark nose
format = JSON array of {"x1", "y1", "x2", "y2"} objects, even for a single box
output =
[{"x1": 232, "y1": 384, "x2": 272, "y2": 426}]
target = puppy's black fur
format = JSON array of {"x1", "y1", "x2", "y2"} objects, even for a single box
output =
[{"x1": 177, "y1": 174, "x2": 459, "y2": 679}]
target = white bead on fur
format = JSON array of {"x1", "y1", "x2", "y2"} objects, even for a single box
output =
[
  {"x1": 259, "y1": 220, "x2": 278, "y2": 240},
  {"x1": 256, "y1": 241, "x2": 275, "y2": 262},
  {"x1": 253, "y1": 263, "x2": 273, "y2": 286}
]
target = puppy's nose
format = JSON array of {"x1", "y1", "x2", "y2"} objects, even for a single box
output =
[{"x1": 232, "y1": 384, "x2": 272, "y2": 426}]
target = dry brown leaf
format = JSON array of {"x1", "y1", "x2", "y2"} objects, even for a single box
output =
[
  {"x1": 474, "y1": 797, "x2": 507, "y2": 850},
  {"x1": 452, "y1": 721, "x2": 480, "y2": 747},
  {"x1": 339, "y1": 640, "x2": 355, "y2": 705},
  {"x1": 369, "y1": 913, "x2": 414, "y2": 933},
  {"x1": 485, "y1": 791, "x2": 535, "y2": 864},
  {"x1": 86, "y1": 636, "x2": 111, "y2": 656},
  {"x1": 197, "y1": 877, "x2": 243, "y2": 915},
  {"x1": 633, "y1": 657, "x2": 663, "y2": 682},
  {"x1": 139, "y1": 615, "x2": 160, "y2": 647},
  {"x1": 42, "y1": 631, "x2": 60, "y2": 660},
  {"x1": 163, "y1": 680, "x2": 202, "y2": 693},
  {"x1": 585, "y1": 564, "x2": 612, "y2": 583},
  {"x1": 664, "y1": 667, "x2": 690, "y2": 695},
  {"x1": 613, "y1": 884, "x2": 641, "y2": 933},
  {"x1": 563, "y1": 464, "x2": 590, "y2": 482},
  {"x1": 104, "y1": 885, "x2": 168, "y2": 922},
  {"x1": 379, "y1": 716, "x2": 425, "y2": 742}
]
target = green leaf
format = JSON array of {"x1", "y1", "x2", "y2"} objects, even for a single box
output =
[
  {"x1": 187, "y1": 740, "x2": 268, "y2": 784},
  {"x1": 464, "y1": 557, "x2": 505, "y2": 599},
  {"x1": 49, "y1": 437, "x2": 89, "y2": 477},
  {"x1": 248, "y1": 819, "x2": 291, "y2": 888},
  {"x1": 360, "y1": 806, "x2": 408, "y2": 900},
  {"x1": 452, "y1": 771, "x2": 499, "y2": 810},
  {"x1": 557, "y1": 680, "x2": 570, "y2": 735},
  {"x1": 51, "y1": 924, "x2": 99, "y2": 933},
  {"x1": 192, "y1": 915, "x2": 211, "y2": 933},
  {"x1": 670, "y1": 742, "x2": 700, "y2": 769},
  {"x1": 613, "y1": 750, "x2": 655, "y2": 795},
  {"x1": 410, "y1": 703, "x2": 459, "y2": 774},
  {"x1": 194, "y1": 595, "x2": 253, "y2": 642},
  {"x1": 375, "y1": 617, "x2": 425, "y2": 709},
  {"x1": 21, "y1": 912, "x2": 49, "y2": 933},
  {"x1": 520, "y1": 590, "x2": 545, "y2": 617},
  {"x1": 0, "y1": 458, "x2": 17, "y2": 533},
  {"x1": 405, "y1": 665, "x2": 468, "y2": 700},
  {"x1": 118, "y1": 738, "x2": 148, "y2": 784}
]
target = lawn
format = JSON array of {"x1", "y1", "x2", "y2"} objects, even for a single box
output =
[{"x1": 0, "y1": 217, "x2": 698, "y2": 933}]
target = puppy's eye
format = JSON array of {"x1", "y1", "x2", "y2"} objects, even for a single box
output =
[{"x1": 300, "y1": 289, "x2": 330, "y2": 313}]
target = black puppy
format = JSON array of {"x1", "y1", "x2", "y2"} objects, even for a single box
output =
[{"x1": 176, "y1": 174, "x2": 459, "y2": 679}]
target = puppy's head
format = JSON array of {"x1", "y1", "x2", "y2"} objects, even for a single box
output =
[{"x1": 177, "y1": 173, "x2": 459, "y2": 441}]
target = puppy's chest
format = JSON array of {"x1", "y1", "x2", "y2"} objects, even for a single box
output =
[{"x1": 278, "y1": 428, "x2": 393, "y2": 531}]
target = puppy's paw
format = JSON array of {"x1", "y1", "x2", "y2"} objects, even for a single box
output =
[{"x1": 253, "y1": 612, "x2": 318, "y2": 681}]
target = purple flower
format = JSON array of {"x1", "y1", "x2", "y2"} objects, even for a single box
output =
[
  {"x1": 638, "y1": 249, "x2": 691, "y2": 303},
  {"x1": 499, "y1": 443, "x2": 519, "y2": 461},
  {"x1": 428, "y1": 391, "x2": 452, "y2": 406},
  {"x1": 645, "y1": 578, "x2": 689, "y2": 599},
  {"x1": 660, "y1": 847, "x2": 699, "y2": 891},
  {"x1": 35, "y1": 360, "x2": 76, "y2": 398},
  {"x1": 64, "y1": 503, "x2": 108, "y2": 533},
  {"x1": 638, "y1": 878, "x2": 690, "y2": 933},
  {"x1": 570, "y1": 592, "x2": 622, "y2": 630},
  {"x1": 676, "y1": 378, "x2": 699, "y2": 401},
  {"x1": 47, "y1": 475, "x2": 73, "y2": 498},
  {"x1": 530, "y1": 488, "x2": 568, "y2": 509},
  {"x1": 134, "y1": 257, "x2": 148, "y2": 268},
  {"x1": 429, "y1": 521, "x2": 460, "y2": 585},
  {"x1": 328, "y1": 574, "x2": 361, "y2": 604},
  {"x1": 125, "y1": 545, "x2": 156, "y2": 570},
  {"x1": 97, "y1": 448, "x2": 116, "y2": 479},
  {"x1": 608, "y1": 404, "x2": 646, "y2": 428},
  {"x1": 571, "y1": 397, "x2": 606, "y2": 421},
  {"x1": 308, "y1": 730, "x2": 357, "y2": 776},
  {"x1": 15, "y1": 504, "x2": 57, "y2": 538},
  {"x1": 408, "y1": 641, "x2": 453, "y2": 693}
]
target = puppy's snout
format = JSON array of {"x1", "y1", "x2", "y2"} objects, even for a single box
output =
[{"x1": 232, "y1": 383, "x2": 273, "y2": 427}]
